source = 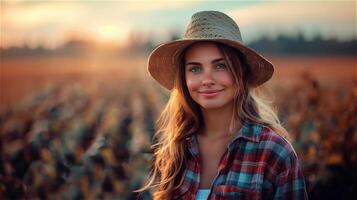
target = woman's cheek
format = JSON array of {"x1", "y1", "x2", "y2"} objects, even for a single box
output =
[
  {"x1": 216, "y1": 73, "x2": 234, "y2": 86},
  {"x1": 186, "y1": 77, "x2": 200, "y2": 91}
]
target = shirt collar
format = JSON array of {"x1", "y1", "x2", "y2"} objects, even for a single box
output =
[
  {"x1": 231, "y1": 119, "x2": 263, "y2": 143},
  {"x1": 186, "y1": 119, "x2": 264, "y2": 157}
]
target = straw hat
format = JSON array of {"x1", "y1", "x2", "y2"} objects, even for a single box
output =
[{"x1": 148, "y1": 10, "x2": 274, "y2": 90}]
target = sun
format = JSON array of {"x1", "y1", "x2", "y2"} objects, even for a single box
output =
[{"x1": 96, "y1": 25, "x2": 127, "y2": 45}]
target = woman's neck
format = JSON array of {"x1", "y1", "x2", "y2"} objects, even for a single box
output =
[{"x1": 200, "y1": 101, "x2": 240, "y2": 140}]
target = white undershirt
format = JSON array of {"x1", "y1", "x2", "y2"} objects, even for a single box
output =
[{"x1": 196, "y1": 189, "x2": 210, "y2": 200}]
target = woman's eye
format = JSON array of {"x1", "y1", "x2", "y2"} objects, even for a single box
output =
[
  {"x1": 216, "y1": 63, "x2": 226, "y2": 70},
  {"x1": 189, "y1": 66, "x2": 201, "y2": 73}
]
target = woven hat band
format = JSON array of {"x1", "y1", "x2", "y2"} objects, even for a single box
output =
[{"x1": 184, "y1": 11, "x2": 243, "y2": 42}]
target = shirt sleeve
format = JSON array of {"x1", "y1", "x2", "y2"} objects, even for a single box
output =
[{"x1": 273, "y1": 151, "x2": 309, "y2": 200}]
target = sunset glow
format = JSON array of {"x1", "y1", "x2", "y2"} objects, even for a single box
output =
[{"x1": 1, "y1": 0, "x2": 356, "y2": 49}]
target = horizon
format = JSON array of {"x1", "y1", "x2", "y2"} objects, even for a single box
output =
[{"x1": 2, "y1": 29, "x2": 356, "y2": 51}]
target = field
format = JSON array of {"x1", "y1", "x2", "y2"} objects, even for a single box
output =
[
  {"x1": 1, "y1": 55, "x2": 355, "y2": 109},
  {"x1": 0, "y1": 55, "x2": 356, "y2": 199}
]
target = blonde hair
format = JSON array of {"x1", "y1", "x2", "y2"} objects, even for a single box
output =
[{"x1": 134, "y1": 42, "x2": 289, "y2": 199}]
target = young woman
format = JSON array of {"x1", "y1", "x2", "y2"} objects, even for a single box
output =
[{"x1": 136, "y1": 10, "x2": 308, "y2": 200}]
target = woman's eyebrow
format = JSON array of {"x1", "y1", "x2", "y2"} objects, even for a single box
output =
[{"x1": 185, "y1": 58, "x2": 224, "y2": 66}]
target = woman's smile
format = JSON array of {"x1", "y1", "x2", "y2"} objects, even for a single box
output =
[{"x1": 198, "y1": 89, "x2": 224, "y2": 98}]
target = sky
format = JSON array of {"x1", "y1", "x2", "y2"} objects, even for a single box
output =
[{"x1": 1, "y1": 0, "x2": 356, "y2": 49}]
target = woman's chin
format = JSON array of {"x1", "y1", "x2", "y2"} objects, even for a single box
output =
[
  {"x1": 199, "y1": 102, "x2": 226, "y2": 110},
  {"x1": 196, "y1": 98, "x2": 235, "y2": 110}
]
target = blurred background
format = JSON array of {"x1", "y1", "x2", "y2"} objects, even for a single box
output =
[{"x1": 0, "y1": 0, "x2": 356, "y2": 199}]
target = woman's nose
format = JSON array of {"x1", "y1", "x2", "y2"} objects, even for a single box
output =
[{"x1": 201, "y1": 69, "x2": 215, "y2": 87}]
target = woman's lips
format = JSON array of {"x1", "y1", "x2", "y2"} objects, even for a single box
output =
[{"x1": 198, "y1": 89, "x2": 223, "y2": 98}]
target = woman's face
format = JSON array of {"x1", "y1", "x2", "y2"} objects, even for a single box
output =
[{"x1": 184, "y1": 42, "x2": 236, "y2": 110}]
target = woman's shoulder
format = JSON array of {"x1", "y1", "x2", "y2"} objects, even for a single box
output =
[
  {"x1": 242, "y1": 120, "x2": 294, "y2": 154},
  {"x1": 259, "y1": 125, "x2": 295, "y2": 152},
  {"x1": 240, "y1": 120, "x2": 298, "y2": 166},
  {"x1": 251, "y1": 122, "x2": 300, "y2": 171}
]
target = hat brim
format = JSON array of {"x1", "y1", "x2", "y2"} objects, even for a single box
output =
[{"x1": 148, "y1": 38, "x2": 274, "y2": 90}]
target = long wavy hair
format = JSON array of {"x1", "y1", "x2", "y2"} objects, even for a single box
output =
[{"x1": 134, "y1": 42, "x2": 289, "y2": 199}]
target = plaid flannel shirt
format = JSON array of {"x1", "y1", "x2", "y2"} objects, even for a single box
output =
[{"x1": 172, "y1": 120, "x2": 308, "y2": 200}]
